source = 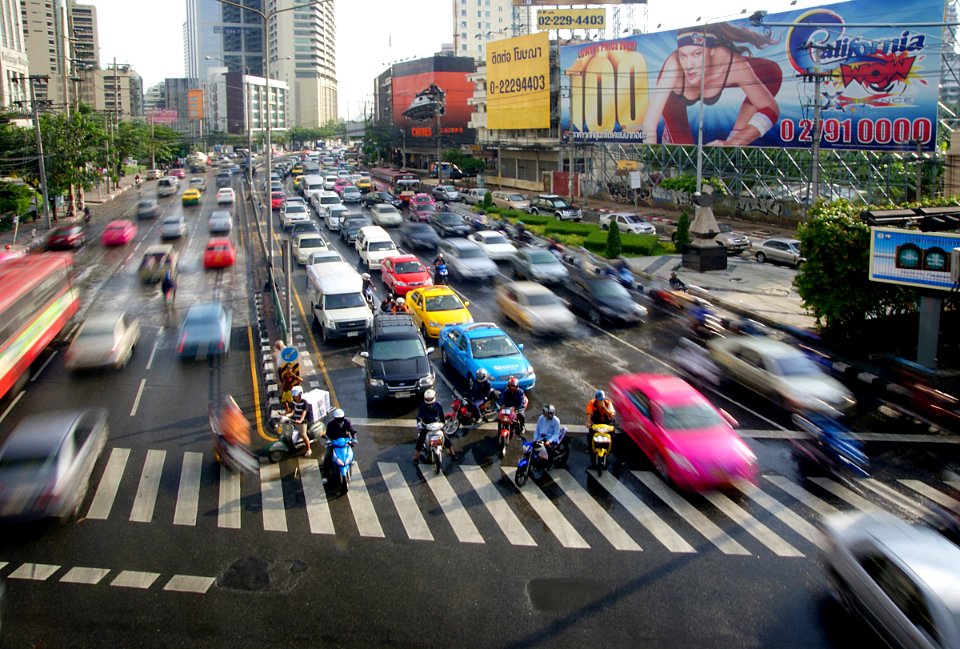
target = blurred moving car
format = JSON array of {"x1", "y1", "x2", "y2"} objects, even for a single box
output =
[
  {"x1": 608, "y1": 373, "x2": 757, "y2": 491},
  {"x1": 292, "y1": 232, "x2": 329, "y2": 265},
  {"x1": 340, "y1": 185, "x2": 362, "y2": 203},
  {"x1": 177, "y1": 302, "x2": 232, "y2": 358},
  {"x1": 598, "y1": 212, "x2": 656, "y2": 236},
  {"x1": 0, "y1": 408, "x2": 108, "y2": 521},
  {"x1": 495, "y1": 281, "x2": 576, "y2": 336},
  {"x1": 138, "y1": 245, "x2": 177, "y2": 283},
  {"x1": 136, "y1": 198, "x2": 160, "y2": 219},
  {"x1": 511, "y1": 247, "x2": 569, "y2": 284},
  {"x1": 407, "y1": 286, "x2": 472, "y2": 339},
  {"x1": 65, "y1": 312, "x2": 140, "y2": 370},
  {"x1": 188, "y1": 177, "x2": 206, "y2": 192},
  {"x1": 46, "y1": 225, "x2": 85, "y2": 250},
  {"x1": 203, "y1": 238, "x2": 236, "y2": 269},
  {"x1": 270, "y1": 191, "x2": 285, "y2": 210},
  {"x1": 709, "y1": 336, "x2": 856, "y2": 414},
  {"x1": 437, "y1": 238, "x2": 497, "y2": 282},
  {"x1": 560, "y1": 274, "x2": 647, "y2": 326},
  {"x1": 145, "y1": 169, "x2": 163, "y2": 180},
  {"x1": 528, "y1": 194, "x2": 581, "y2": 221},
  {"x1": 168, "y1": 168, "x2": 186, "y2": 179},
  {"x1": 468, "y1": 230, "x2": 517, "y2": 260},
  {"x1": 216, "y1": 188, "x2": 236, "y2": 205},
  {"x1": 439, "y1": 322, "x2": 535, "y2": 391},
  {"x1": 752, "y1": 237, "x2": 803, "y2": 267},
  {"x1": 821, "y1": 510, "x2": 960, "y2": 649},
  {"x1": 399, "y1": 221, "x2": 441, "y2": 251},
  {"x1": 361, "y1": 190, "x2": 402, "y2": 209},
  {"x1": 432, "y1": 185, "x2": 461, "y2": 202},
  {"x1": 381, "y1": 255, "x2": 432, "y2": 296},
  {"x1": 160, "y1": 215, "x2": 186, "y2": 240},
  {"x1": 411, "y1": 202, "x2": 438, "y2": 223},
  {"x1": 370, "y1": 204, "x2": 403, "y2": 228},
  {"x1": 100, "y1": 219, "x2": 137, "y2": 246},
  {"x1": 490, "y1": 191, "x2": 529, "y2": 211},
  {"x1": 430, "y1": 212, "x2": 472, "y2": 238},
  {"x1": 181, "y1": 188, "x2": 201, "y2": 206},
  {"x1": 207, "y1": 210, "x2": 233, "y2": 234}
]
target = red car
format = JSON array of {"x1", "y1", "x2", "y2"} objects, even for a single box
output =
[
  {"x1": 203, "y1": 237, "x2": 236, "y2": 269},
  {"x1": 381, "y1": 255, "x2": 432, "y2": 296},
  {"x1": 46, "y1": 224, "x2": 85, "y2": 250},
  {"x1": 169, "y1": 168, "x2": 186, "y2": 179},
  {"x1": 271, "y1": 191, "x2": 285, "y2": 211},
  {"x1": 411, "y1": 203, "x2": 437, "y2": 223},
  {"x1": 607, "y1": 373, "x2": 758, "y2": 492},
  {"x1": 100, "y1": 219, "x2": 137, "y2": 246},
  {"x1": 410, "y1": 193, "x2": 435, "y2": 210}
]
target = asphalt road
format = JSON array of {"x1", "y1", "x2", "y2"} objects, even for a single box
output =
[{"x1": 0, "y1": 170, "x2": 958, "y2": 648}]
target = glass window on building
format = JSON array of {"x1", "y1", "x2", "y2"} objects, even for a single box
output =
[
  {"x1": 244, "y1": 27, "x2": 262, "y2": 52},
  {"x1": 461, "y1": 9, "x2": 466, "y2": 16},
  {"x1": 221, "y1": 4, "x2": 240, "y2": 22},
  {"x1": 223, "y1": 29, "x2": 242, "y2": 52},
  {"x1": 461, "y1": 44, "x2": 467, "y2": 51}
]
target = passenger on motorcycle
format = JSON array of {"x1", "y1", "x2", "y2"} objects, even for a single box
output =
[
  {"x1": 380, "y1": 293, "x2": 395, "y2": 313},
  {"x1": 322, "y1": 408, "x2": 357, "y2": 473},
  {"x1": 283, "y1": 386, "x2": 312, "y2": 457},
  {"x1": 585, "y1": 389, "x2": 616, "y2": 429},
  {"x1": 467, "y1": 368, "x2": 498, "y2": 422},
  {"x1": 414, "y1": 390, "x2": 458, "y2": 464},
  {"x1": 497, "y1": 377, "x2": 528, "y2": 431}
]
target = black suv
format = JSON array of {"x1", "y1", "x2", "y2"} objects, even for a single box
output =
[{"x1": 361, "y1": 314, "x2": 435, "y2": 402}]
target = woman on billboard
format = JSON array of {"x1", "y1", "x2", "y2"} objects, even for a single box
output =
[{"x1": 641, "y1": 24, "x2": 782, "y2": 146}]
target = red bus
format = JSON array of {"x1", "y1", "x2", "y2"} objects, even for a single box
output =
[
  {"x1": 369, "y1": 167, "x2": 420, "y2": 195},
  {"x1": 0, "y1": 253, "x2": 79, "y2": 399}
]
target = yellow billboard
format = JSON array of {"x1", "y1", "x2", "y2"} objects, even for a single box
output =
[{"x1": 486, "y1": 32, "x2": 550, "y2": 130}]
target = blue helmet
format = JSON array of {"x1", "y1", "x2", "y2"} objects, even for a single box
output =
[{"x1": 595, "y1": 389, "x2": 605, "y2": 400}]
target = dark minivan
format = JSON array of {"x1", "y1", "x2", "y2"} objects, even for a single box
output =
[{"x1": 360, "y1": 313, "x2": 435, "y2": 402}]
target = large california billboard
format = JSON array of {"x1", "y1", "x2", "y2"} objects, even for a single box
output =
[
  {"x1": 559, "y1": 0, "x2": 942, "y2": 151},
  {"x1": 391, "y1": 57, "x2": 475, "y2": 145},
  {"x1": 486, "y1": 32, "x2": 551, "y2": 130}
]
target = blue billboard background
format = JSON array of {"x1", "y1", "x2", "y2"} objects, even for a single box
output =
[
  {"x1": 869, "y1": 227, "x2": 960, "y2": 291},
  {"x1": 559, "y1": 0, "x2": 943, "y2": 151}
]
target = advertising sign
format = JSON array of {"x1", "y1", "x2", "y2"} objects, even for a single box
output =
[
  {"x1": 868, "y1": 227, "x2": 960, "y2": 292},
  {"x1": 186, "y1": 89, "x2": 204, "y2": 120},
  {"x1": 559, "y1": 0, "x2": 941, "y2": 151},
  {"x1": 391, "y1": 57, "x2": 475, "y2": 144},
  {"x1": 486, "y1": 32, "x2": 551, "y2": 130},
  {"x1": 537, "y1": 9, "x2": 606, "y2": 30},
  {"x1": 514, "y1": 0, "x2": 643, "y2": 5}
]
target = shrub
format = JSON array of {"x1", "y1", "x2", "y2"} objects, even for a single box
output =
[
  {"x1": 481, "y1": 190, "x2": 493, "y2": 209},
  {"x1": 605, "y1": 221, "x2": 622, "y2": 258},
  {"x1": 543, "y1": 221, "x2": 598, "y2": 236},
  {"x1": 514, "y1": 213, "x2": 553, "y2": 226},
  {"x1": 674, "y1": 210, "x2": 691, "y2": 248},
  {"x1": 584, "y1": 230, "x2": 659, "y2": 257}
]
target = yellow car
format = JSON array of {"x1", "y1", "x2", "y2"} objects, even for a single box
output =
[
  {"x1": 181, "y1": 188, "x2": 201, "y2": 206},
  {"x1": 292, "y1": 176, "x2": 302, "y2": 190},
  {"x1": 406, "y1": 286, "x2": 473, "y2": 339},
  {"x1": 355, "y1": 176, "x2": 373, "y2": 192}
]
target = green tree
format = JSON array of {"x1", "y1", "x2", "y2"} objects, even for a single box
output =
[
  {"x1": 0, "y1": 182, "x2": 36, "y2": 229},
  {"x1": 659, "y1": 174, "x2": 727, "y2": 195},
  {"x1": 443, "y1": 149, "x2": 484, "y2": 174},
  {"x1": 481, "y1": 190, "x2": 493, "y2": 209},
  {"x1": 674, "y1": 210, "x2": 691, "y2": 249},
  {"x1": 605, "y1": 220, "x2": 622, "y2": 258},
  {"x1": 40, "y1": 107, "x2": 105, "y2": 213}
]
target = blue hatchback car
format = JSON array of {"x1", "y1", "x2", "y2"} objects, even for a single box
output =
[{"x1": 438, "y1": 322, "x2": 535, "y2": 391}]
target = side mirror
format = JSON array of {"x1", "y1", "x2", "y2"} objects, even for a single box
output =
[
  {"x1": 426, "y1": 347, "x2": 435, "y2": 354},
  {"x1": 517, "y1": 343, "x2": 524, "y2": 351},
  {"x1": 719, "y1": 408, "x2": 739, "y2": 428},
  {"x1": 463, "y1": 301, "x2": 470, "y2": 307},
  {"x1": 359, "y1": 351, "x2": 369, "y2": 358}
]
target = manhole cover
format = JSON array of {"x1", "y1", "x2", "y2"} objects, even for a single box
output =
[{"x1": 217, "y1": 557, "x2": 308, "y2": 593}]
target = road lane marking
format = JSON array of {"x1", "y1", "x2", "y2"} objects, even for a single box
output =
[
  {"x1": 145, "y1": 332, "x2": 161, "y2": 370},
  {"x1": 111, "y1": 570, "x2": 160, "y2": 589},
  {"x1": 0, "y1": 390, "x2": 25, "y2": 425},
  {"x1": 129, "y1": 378, "x2": 147, "y2": 416},
  {"x1": 550, "y1": 471, "x2": 641, "y2": 551},
  {"x1": 86, "y1": 447, "x2": 131, "y2": 520},
  {"x1": 859, "y1": 478, "x2": 929, "y2": 518},
  {"x1": 899, "y1": 479, "x2": 960, "y2": 510},
  {"x1": 704, "y1": 490, "x2": 803, "y2": 557},
  {"x1": 298, "y1": 457, "x2": 335, "y2": 534},
  {"x1": 345, "y1": 462, "x2": 385, "y2": 538},
  {"x1": 633, "y1": 471, "x2": 750, "y2": 555},
  {"x1": 379, "y1": 462, "x2": 433, "y2": 541},
  {"x1": 422, "y1": 467, "x2": 484, "y2": 544},
  {"x1": 460, "y1": 464, "x2": 536, "y2": 547},
  {"x1": 593, "y1": 472, "x2": 694, "y2": 553},
  {"x1": 247, "y1": 326, "x2": 273, "y2": 442},
  {"x1": 163, "y1": 575, "x2": 216, "y2": 594},
  {"x1": 948, "y1": 479, "x2": 960, "y2": 491},
  {"x1": 259, "y1": 462, "x2": 288, "y2": 532},
  {"x1": 810, "y1": 478, "x2": 880, "y2": 513},
  {"x1": 218, "y1": 464, "x2": 242, "y2": 529},
  {"x1": 60, "y1": 567, "x2": 111, "y2": 585},
  {"x1": 737, "y1": 481, "x2": 827, "y2": 550},
  {"x1": 130, "y1": 449, "x2": 165, "y2": 523},
  {"x1": 29, "y1": 350, "x2": 57, "y2": 381},
  {"x1": 173, "y1": 451, "x2": 203, "y2": 526},
  {"x1": 8, "y1": 563, "x2": 60, "y2": 581},
  {"x1": 762, "y1": 475, "x2": 841, "y2": 518},
  {"x1": 502, "y1": 467, "x2": 590, "y2": 549}
]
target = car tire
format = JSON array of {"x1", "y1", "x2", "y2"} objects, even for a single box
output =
[
  {"x1": 654, "y1": 455, "x2": 671, "y2": 484},
  {"x1": 755, "y1": 252, "x2": 766, "y2": 263},
  {"x1": 441, "y1": 347, "x2": 451, "y2": 367},
  {"x1": 555, "y1": 214, "x2": 562, "y2": 221},
  {"x1": 601, "y1": 223, "x2": 609, "y2": 230}
]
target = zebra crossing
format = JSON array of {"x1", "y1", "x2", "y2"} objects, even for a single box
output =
[{"x1": 82, "y1": 446, "x2": 959, "y2": 557}]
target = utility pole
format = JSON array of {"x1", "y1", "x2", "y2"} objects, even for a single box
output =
[
  {"x1": 25, "y1": 75, "x2": 52, "y2": 229},
  {"x1": 805, "y1": 44, "x2": 827, "y2": 203}
]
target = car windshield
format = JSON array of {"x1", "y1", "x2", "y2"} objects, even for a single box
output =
[
  {"x1": 418, "y1": 205, "x2": 437, "y2": 213},
  {"x1": 208, "y1": 243, "x2": 230, "y2": 252},
  {"x1": 524, "y1": 293, "x2": 558, "y2": 307},
  {"x1": 395, "y1": 261, "x2": 423, "y2": 274},
  {"x1": 718, "y1": 223, "x2": 732, "y2": 233},
  {"x1": 369, "y1": 241, "x2": 397, "y2": 252},
  {"x1": 139, "y1": 200, "x2": 155, "y2": 208},
  {"x1": 407, "y1": 224, "x2": 432, "y2": 234},
  {"x1": 323, "y1": 292, "x2": 366, "y2": 309},
  {"x1": 470, "y1": 334, "x2": 520, "y2": 359},
  {"x1": 591, "y1": 280, "x2": 630, "y2": 300},
  {"x1": 344, "y1": 218, "x2": 366, "y2": 229},
  {"x1": 769, "y1": 353, "x2": 820, "y2": 377},
  {"x1": 320, "y1": 196, "x2": 339, "y2": 204},
  {"x1": 508, "y1": 194, "x2": 525, "y2": 201},
  {"x1": 622, "y1": 214, "x2": 645, "y2": 223},
  {"x1": 299, "y1": 238, "x2": 325, "y2": 248},
  {"x1": 438, "y1": 213, "x2": 463, "y2": 223},
  {"x1": 79, "y1": 319, "x2": 117, "y2": 337},
  {"x1": 286, "y1": 205, "x2": 307, "y2": 213},
  {"x1": 527, "y1": 250, "x2": 557, "y2": 264},
  {"x1": 788, "y1": 242, "x2": 801, "y2": 253},
  {"x1": 426, "y1": 294, "x2": 464, "y2": 311},
  {"x1": 548, "y1": 199, "x2": 570, "y2": 208},
  {"x1": 162, "y1": 218, "x2": 182, "y2": 226},
  {"x1": 482, "y1": 234, "x2": 509, "y2": 245},
  {"x1": 343, "y1": 186, "x2": 359, "y2": 192},
  {"x1": 0, "y1": 443, "x2": 56, "y2": 473},
  {"x1": 657, "y1": 402, "x2": 725, "y2": 431},
  {"x1": 458, "y1": 247, "x2": 484, "y2": 259},
  {"x1": 370, "y1": 338, "x2": 424, "y2": 361}
]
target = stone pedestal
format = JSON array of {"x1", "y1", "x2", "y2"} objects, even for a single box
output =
[{"x1": 682, "y1": 239, "x2": 728, "y2": 271}]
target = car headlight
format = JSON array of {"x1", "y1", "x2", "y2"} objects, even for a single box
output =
[
  {"x1": 428, "y1": 321, "x2": 441, "y2": 328},
  {"x1": 394, "y1": 279, "x2": 407, "y2": 286},
  {"x1": 523, "y1": 366, "x2": 535, "y2": 377},
  {"x1": 368, "y1": 378, "x2": 384, "y2": 387},
  {"x1": 418, "y1": 374, "x2": 435, "y2": 387}
]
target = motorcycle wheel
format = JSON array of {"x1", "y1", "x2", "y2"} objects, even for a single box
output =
[
  {"x1": 443, "y1": 418, "x2": 459, "y2": 436},
  {"x1": 341, "y1": 471, "x2": 350, "y2": 493},
  {"x1": 434, "y1": 450, "x2": 442, "y2": 474},
  {"x1": 269, "y1": 450, "x2": 285, "y2": 463},
  {"x1": 498, "y1": 434, "x2": 508, "y2": 459},
  {"x1": 515, "y1": 462, "x2": 530, "y2": 487},
  {"x1": 596, "y1": 454, "x2": 605, "y2": 476}
]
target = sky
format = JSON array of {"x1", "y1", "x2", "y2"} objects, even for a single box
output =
[{"x1": 88, "y1": 0, "x2": 825, "y2": 121}]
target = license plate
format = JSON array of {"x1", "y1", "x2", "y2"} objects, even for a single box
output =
[
  {"x1": 394, "y1": 391, "x2": 413, "y2": 399},
  {"x1": 347, "y1": 331, "x2": 360, "y2": 337}
]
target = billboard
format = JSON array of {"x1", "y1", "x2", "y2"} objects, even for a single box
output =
[
  {"x1": 486, "y1": 32, "x2": 551, "y2": 130},
  {"x1": 514, "y1": 0, "x2": 643, "y2": 4},
  {"x1": 186, "y1": 89, "x2": 204, "y2": 119},
  {"x1": 869, "y1": 227, "x2": 960, "y2": 292},
  {"x1": 559, "y1": 0, "x2": 941, "y2": 151},
  {"x1": 391, "y1": 57, "x2": 475, "y2": 145},
  {"x1": 537, "y1": 9, "x2": 606, "y2": 30}
]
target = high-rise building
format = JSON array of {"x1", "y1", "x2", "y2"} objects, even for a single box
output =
[
  {"x1": 69, "y1": 1, "x2": 98, "y2": 69},
  {"x1": 452, "y1": 0, "x2": 523, "y2": 61},
  {"x1": 0, "y1": 0, "x2": 29, "y2": 109},
  {"x1": 185, "y1": 0, "x2": 337, "y2": 128},
  {"x1": 20, "y1": 0, "x2": 71, "y2": 107}
]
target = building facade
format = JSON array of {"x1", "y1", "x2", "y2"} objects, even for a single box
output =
[
  {"x1": 0, "y1": 0, "x2": 29, "y2": 109},
  {"x1": 77, "y1": 63, "x2": 142, "y2": 119},
  {"x1": 20, "y1": 0, "x2": 71, "y2": 107},
  {"x1": 68, "y1": 1, "x2": 97, "y2": 69},
  {"x1": 452, "y1": 0, "x2": 524, "y2": 60}
]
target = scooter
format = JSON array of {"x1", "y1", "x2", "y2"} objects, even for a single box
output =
[
  {"x1": 434, "y1": 263, "x2": 449, "y2": 285},
  {"x1": 322, "y1": 436, "x2": 356, "y2": 492},
  {"x1": 790, "y1": 411, "x2": 869, "y2": 478},
  {"x1": 209, "y1": 404, "x2": 257, "y2": 474},
  {"x1": 602, "y1": 265, "x2": 636, "y2": 290},
  {"x1": 445, "y1": 394, "x2": 498, "y2": 434},
  {"x1": 267, "y1": 415, "x2": 325, "y2": 463},
  {"x1": 418, "y1": 421, "x2": 447, "y2": 474},
  {"x1": 496, "y1": 406, "x2": 523, "y2": 459},
  {"x1": 589, "y1": 423, "x2": 614, "y2": 475},
  {"x1": 514, "y1": 428, "x2": 569, "y2": 487}
]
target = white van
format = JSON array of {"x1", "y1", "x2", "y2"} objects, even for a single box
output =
[
  {"x1": 311, "y1": 190, "x2": 341, "y2": 217},
  {"x1": 157, "y1": 176, "x2": 179, "y2": 197},
  {"x1": 306, "y1": 262, "x2": 373, "y2": 342},
  {"x1": 323, "y1": 175, "x2": 339, "y2": 191},
  {"x1": 355, "y1": 225, "x2": 398, "y2": 270},
  {"x1": 300, "y1": 174, "x2": 326, "y2": 201}
]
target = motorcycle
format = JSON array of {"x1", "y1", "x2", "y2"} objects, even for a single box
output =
[
  {"x1": 267, "y1": 415, "x2": 325, "y2": 463},
  {"x1": 496, "y1": 406, "x2": 523, "y2": 459},
  {"x1": 790, "y1": 411, "x2": 869, "y2": 478},
  {"x1": 363, "y1": 285, "x2": 376, "y2": 308},
  {"x1": 418, "y1": 421, "x2": 447, "y2": 474},
  {"x1": 323, "y1": 436, "x2": 356, "y2": 492},
  {"x1": 434, "y1": 263, "x2": 449, "y2": 285},
  {"x1": 514, "y1": 428, "x2": 569, "y2": 487},
  {"x1": 589, "y1": 423, "x2": 614, "y2": 475},
  {"x1": 445, "y1": 394, "x2": 498, "y2": 434},
  {"x1": 209, "y1": 402, "x2": 257, "y2": 474},
  {"x1": 602, "y1": 265, "x2": 636, "y2": 290}
]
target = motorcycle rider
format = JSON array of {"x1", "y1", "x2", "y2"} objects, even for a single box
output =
[
  {"x1": 533, "y1": 404, "x2": 568, "y2": 465},
  {"x1": 361, "y1": 273, "x2": 375, "y2": 306},
  {"x1": 466, "y1": 368, "x2": 497, "y2": 423},
  {"x1": 497, "y1": 377, "x2": 528, "y2": 431},
  {"x1": 380, "y1": 293, "x2": 395, "y2": 313},
  {"x1": 322, "y1": 408, "x2": 357, "y2": 478},
  {"x1": 283, "y1": 386, "x2": 312, "y2": 457},
  {"x1": 585, "y1": 389, "x2": 616, "y2": 429},
  {"x1": 669, "y1": 271, "x2": 687, "y2": 291},
  {"x1": 413, "y1": 389, "x2": 458, "y2": 465},
  {"x1": 392, "y1": 296, "x2": 408, "y2": 313}
]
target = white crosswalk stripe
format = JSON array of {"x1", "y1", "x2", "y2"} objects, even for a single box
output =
[
  {"x1": 763, "y1": 475, "x2": 841, "y2": 518},
  {"x1": 810, "y1": 477, "x2": 880, "y2": 512},
  {"x1": 298, "y1": 458, "x2": 334, "y2": 535},
  {"x1": 502, "y1": 467, "x2": 590, "y2": 549},
  {"x1": 593, "y1": 472, "x2": 695, "y2": 553},
  {"x1": 704, "y1": 490, "x2": 803, "y2": 558},
  {"x1": 551, "y1": 471, "x2": 640, "y2": 552},
  {"x1": 218, "y1": 464, "x2": 242, "y2": 529},
  {"x1": 130, "y1": 449, "x2": 165, "y2": 523},
  {"x1": 259, "y1": 462, "x2": 287, "y2": 532},
  {"x1": 736, "y1": 481, "x2": 827, "y2": 551},
  {"x1": 422, "y1": 467, "x2": 484, "y2": 544},
  {"x1": 379, "y1": 462, "x2": 433, "y2": 541},
  {"x1": 86, "y1": 447, "x2": 130, "y2": 520},
  {"x1": 346, "y1": 462, "x2": 385, "y2": 538},
  {"x1": 859, "y1": 478, "x2": 930, "y2": 518},
  {"x1": 173, "y1": 452, "x2": 203, "y2": 526},
  {"x1": 634, "y1": 471, "x2": 750, "y2": 556},
  {"x1": 898, "y1": 479, "x2": 960, "y2": 510},
  {"x1": 460, "y1": 465, "x2": 536, "y2": 547}
]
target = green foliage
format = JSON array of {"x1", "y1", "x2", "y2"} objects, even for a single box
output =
[
  {"x1": 544, "y1": 221, "x2": 597, "y2": 236},
  {"x1": 674, "y1": 210, "x2": 691, "y2": 248},
  {"x1": 443, "y1": 149, "x2": 485, "y2": 174},
  {"x1": 794, "y1": 199, "x2": 915, "y2": 334},
  {"x1": 605, "y1": 220, "x2": 622, "y2": 258},
  {"x1": 585, "y1": 229, "x2": 659, "y2": 257},
  {"x1": 515, "y1": 213, "x2": 553, "y2": 226},
  {"x1": 659, "y1": 174, "x2": 727, "y2": 196},
  {"x1": 0, "y1": 182, "x2": 35, "y2": 225},
  {"x1": 481, "y1": 190, "x2": 493, "y2": 209}
]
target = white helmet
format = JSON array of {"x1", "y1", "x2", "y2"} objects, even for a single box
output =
[
  {"x1": 332, "y1": 408, "x2": 345, "y2": 419},
  {"x1": 475, "y1": 369, "x2": 488, "y2": 382},
  {"x1": 291, "y1": 386, "x2": 303, "y2": 397},
  {"x1": 396, "y1": 297, "x2": 405, "y2": 305},
  {"x1": 424, "y1": 389, "x2": 437, "y2": 404},
  {"x1": 361, "y1": 273, "x2": 371, "y2": 281}
]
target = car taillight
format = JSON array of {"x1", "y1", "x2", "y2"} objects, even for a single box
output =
[{"x1": 177, "y1": 333, "x2": 187, "y2": 354}]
